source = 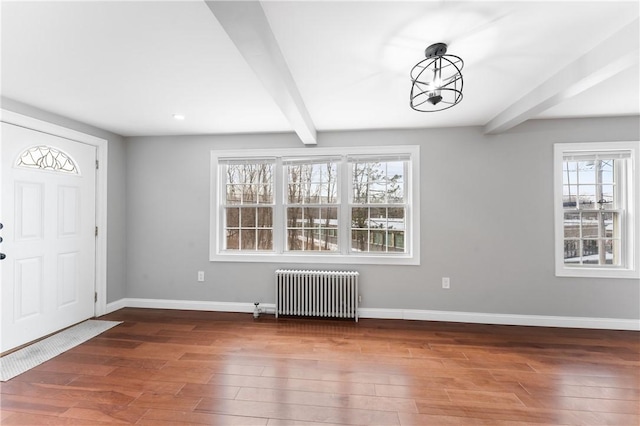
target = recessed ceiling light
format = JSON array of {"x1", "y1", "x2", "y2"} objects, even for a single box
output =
[{"x1": 172, "y1": 114, "x2": 185, "y2": 120}]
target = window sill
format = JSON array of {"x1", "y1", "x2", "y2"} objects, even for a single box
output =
[
  {"x1": 556, "y1": 266, "x2": 639, "y2": 279},
  {"x1": 210, "y1": 252, "x2": 420, "y2": 266}
]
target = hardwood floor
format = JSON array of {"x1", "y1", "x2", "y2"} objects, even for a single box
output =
[{"x1": 1, "y1": 308, "x2": 638, "y2": 425}]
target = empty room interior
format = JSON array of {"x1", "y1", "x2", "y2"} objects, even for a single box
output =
[{"x1": 1, "y1": 0, "x2": 639, "y2": 425}]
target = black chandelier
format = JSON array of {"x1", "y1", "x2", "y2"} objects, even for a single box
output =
[{"x1": 410, "y1": 43, "x2": 463, "y2": 112}]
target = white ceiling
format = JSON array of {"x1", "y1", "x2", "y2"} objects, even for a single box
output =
[{"x1": 1, "y1": 0, "x2": 638, "y2": 142}]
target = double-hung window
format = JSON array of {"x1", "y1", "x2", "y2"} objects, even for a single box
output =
[
  {"x1": 350, "y1": 156, "x2": 407, "y2": 253},
  {"x1": 285, "y1": 158, "x2": 339, "y2": 252},
  {"x1": 211, "y1": 146, "x2": 419, "y2": 265},
  {"x1": 221, "y1": 159, "x2": 274, "y2": 251},
  {"x1": 554, "y1": 142, "x2": 639, "y2": 278}
]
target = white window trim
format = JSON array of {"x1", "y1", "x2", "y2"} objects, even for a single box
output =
[
  {"x1": 210, "y1": 145, "x2": 420, "y2": 265},
  {"x1": 553, "y1": 141, "x2": 639, "y2": 279}
]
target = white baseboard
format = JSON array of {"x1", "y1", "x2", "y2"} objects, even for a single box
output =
[
  {"x1": 358, "y1": 308, "x2": 640, "y2": 331},
  {"x1": 104, "y1": 298, "x2": 639, "y2": 331},
  {"x1": 106, "y1": 298, "x2": 276, "y2": 314},
  {"x1": 105, "y1": 298, "x2": 127, "y2": 314}
]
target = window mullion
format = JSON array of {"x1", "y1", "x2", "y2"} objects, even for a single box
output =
[
  {"x1": 617, "y1": 160, "x2": 627, "y2": 268},
  {"x1": 340, "y1": 156, "x2": 351, "y2": 255},
  {"x1": 219, "y1": 165, "x2": 228, "y2": 252},
  {"x1": 274, "y1": 157, "x2": 284, "y2": 254},
  {"x1": 403, "y1": 159, "x2": 411, "y2": 258}
]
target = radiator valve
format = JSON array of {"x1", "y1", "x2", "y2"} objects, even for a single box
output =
[{"x1": 253, "y1": 302, "x2": 260, "y2": 319}]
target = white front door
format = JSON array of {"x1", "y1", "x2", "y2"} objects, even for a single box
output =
[{"x1": 1, "y1": 122, "x2": 97, "y2": 353}]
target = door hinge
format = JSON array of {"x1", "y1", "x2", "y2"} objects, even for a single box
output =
[
  {"x1": 96, "y1": 160, "x2": 99, "y2": 170},
  {"x1": 94, "y1": 292, "x2": 98, "y2": 303},
  {"x1": 95, "y1": 226, "x2": 98, "y2": 237}
]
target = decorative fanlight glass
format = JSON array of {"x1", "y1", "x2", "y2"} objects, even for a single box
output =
[{"x1": 410, "y1": 43, "x2": 463, "y2": 112}]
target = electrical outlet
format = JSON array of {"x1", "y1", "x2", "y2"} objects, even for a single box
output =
[
  {"x1": 358, "y1": 295, "x2": 362, "y2": 303},
  {"x1": 442, "y1": 277, "x2": 450, "y2": 289},
  {"x1": 197, "y1": 271, "x2": 205, "y2": 282}
]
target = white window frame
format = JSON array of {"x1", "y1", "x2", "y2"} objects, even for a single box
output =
[
  {"x1": 210, "y1": 145, "x2": 420, "y2": 265},
  {"x1": 553, "y1": 141, "x2": 639, "y2": 279}
]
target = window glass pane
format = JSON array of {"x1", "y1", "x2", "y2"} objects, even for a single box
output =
[
  {"x1": 243, "y1": 185, "x2": 257, "y2": 203},
  {"x1": 605, "y1": 239, "x2": 621, "y2": 265},
  {"x1": 302, "y1": 229, "x2": 315, "y2": 250},
  {"x1": 286, "y1": 162, "x2": 338, "y2": 205},
  {"x1": 603, "y1": 212, "x2": 616, "y2": 238},
  {"x1": 581, "y1": 212, "x2": 599, "y2": 238},
  {"x1": 257, "y1": 207, "x2": 272, "y2": 228},
  {"x1": 352, "y1": 208, "x2": 368, "y2": 228},
  {"x1": 578, "y1": 185, "x2": 596, "y2": 208},
  {"x1": 352, "y1": 230, "x2": 368, "y2": 252},
  {"x1": 370, "y1": 230, "x2": 387, "y2": 252},
  {"x1": 241, "y1": 207, "x2": 256, "y2": 228},
  {"x1": 257, "y1": 229, "x2": 273, "y2": 250},
  {"x1": 389, "y1": 186, "x2": 404, "y2": 203},
  {"x1": 599, "y1": 160, "x2": 614, "y2": 184},
  {"x1": 306, "y1": 183, "x2": 322, "y2": 204},
  {"x1": 226, "y1": 184, "x2": 241, "y2": 204},
  {"x1": 225, "y1": 163, "x2": 273, "y2": 207},
  {"x1": 17, "y1": 145, "x2": 79, "y2": 174},
  {"x1": 226, "y1": 208, "x2": 239, "y2": 228},
  {"x1": 582, "y1": 240, "x2": 599, "y2": 264},
  {"x1": 368, "y1": 183, "x2": 386, "y2": 203},
  {"x1": 287, "y1": 184, "x2": 302, "y2": 203},
  {"x1": 388, "y1": 208, "x2": 405, "y2": 230},
  {"x1": 258, "y1": 183, "x2": 272, "y2": 204},
  {"x1": 305, "y1": 208, "x2": 320, "y2": 228},
  {"x1": 352, "y1": 160, "x2": 405, "y2": 204},
  {"x1": 323, "y1": 207, "x2": 338, "y2": 229},
  {"x1": 563, "y1": 185, "x2": 577, "y2": 208},
  {"x1": 287, "y1": 207, "x2": 302, "y2": 228},
  {"x1": 226, "y1": 230, "x2": 239, "y2": 250},
  {"x1": 578, "y1": 162, "x2": 596, "y2": 184},
  {"x1": 389, "y1": 231, "x2": 404, "y2": 251},
  {"x1": 287, "y1": 229, "x2": 303, "y2": 251},
  {"x1": 370, "y1": 207, "x2": 387, "y2": 228},
  {"x1": 241, "y1": 229, "x2": 256, "y2": 250},
  {"x1": 301, "y1": 229, "x2": 338, "y2": 252},
  {"x1": 564, "y1": 240, "x2": 580, "y2": 264},
  {"x1": 227, "y1": 166, "x2": 241, "y2": 184},
  {"x1": 349, "y1": 207, "x2": 405, "y2": 253},
  {"x1": 599, "y1": 185, "x2": 614, "y2": 209},
  {"x1": 563, "y1": 212, "x2": 580, "y2": 238},
  {"x1": 563, "y1": 161, "x2": 577, "y2": 185}
]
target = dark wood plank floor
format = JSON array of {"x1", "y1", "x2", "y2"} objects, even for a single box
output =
[{"x1": 1, "y1": 308, "x2": 638, "y2": 425}]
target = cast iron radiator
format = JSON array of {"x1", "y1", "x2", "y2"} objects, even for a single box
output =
[{"x1": 275, "y1": 269, "x2": 359, "y2": 322}]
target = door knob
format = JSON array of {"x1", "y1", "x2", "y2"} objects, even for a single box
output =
[{"x1": 0, "y1": 253, "x2": 5, "y2": 260}]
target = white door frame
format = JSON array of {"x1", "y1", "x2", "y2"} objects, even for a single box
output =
[{"x1": 0, "y1": 109, "x2": 108, "y2": 316}]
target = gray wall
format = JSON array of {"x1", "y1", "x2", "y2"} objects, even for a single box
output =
[
  {"x1": 125, "y1": 116, "x2": 640, "y2": 320},
  {"x1": 1, "y1": 97, "x2": 128, "y2": 303}
]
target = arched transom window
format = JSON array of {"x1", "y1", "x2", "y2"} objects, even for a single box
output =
[{"x1": 16, "y1": 145, "x2": 78, "y2": 174}]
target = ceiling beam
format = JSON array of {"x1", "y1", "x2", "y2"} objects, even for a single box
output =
[
  {"x1": 484, "y1": 19, "x2": 639, "y2": 135},
  {"x1": 205, "y1": 0, "x2": 317, "y2": 145}
]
